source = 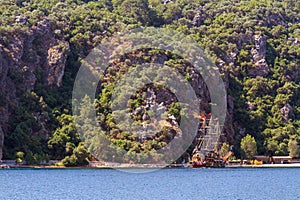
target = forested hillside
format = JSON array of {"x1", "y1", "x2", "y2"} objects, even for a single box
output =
[{"x1": 0, "y1": 0, "x2": 299, "y2": 165}]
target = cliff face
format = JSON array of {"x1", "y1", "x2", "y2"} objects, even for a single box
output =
[
  {"x1": 1, "y1": 0, "x2": 299, "y2": 160},
  {"x1": 217, "y1": 33, "x2": 271, "y2": 141},
  {"x1": 0, "y1": 18, "x2": 69, "y2": 158}
]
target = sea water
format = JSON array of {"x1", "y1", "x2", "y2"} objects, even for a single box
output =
[{"x1": 0, "y1": 168, "x2": 299, "y2": 200}]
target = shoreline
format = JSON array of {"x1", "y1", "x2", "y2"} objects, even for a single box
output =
[
  {"x1": 0, "y1": 162, "x2": 186, "y2": 169},
  {"x1": 1, "y1": 163, "x2": 300, "y2": 169},
  {"x1": 227, "y1": 163, "x2": 300, "y2": 168}
]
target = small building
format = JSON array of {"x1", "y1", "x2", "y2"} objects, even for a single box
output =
[
  {"x1": 253, "y1": 156, "x2": 270, "y2": 164},
  {"x1": 253, "y1": 156, "x2": 293, "y2": 164},
  {"x1": 272, "y1": 156, "x2": 292, "y2": 164}
]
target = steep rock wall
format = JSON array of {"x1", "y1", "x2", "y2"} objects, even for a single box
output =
[{"x1": 0, "y1": 18, "x2": 69, "y2": 157}]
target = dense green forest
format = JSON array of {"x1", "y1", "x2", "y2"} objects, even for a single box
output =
[{"x1": 0, "y1": 0, "x2": 299, "y2": 165}]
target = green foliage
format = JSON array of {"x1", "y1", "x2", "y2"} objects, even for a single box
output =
[
  {"x1": 116, "y1": 0, "x2": 153, "y2": 26},
  {"x1": 168, "y1": 102, "x2": 181, "y2": 120},
  {"x1": 48, "y1": 114, "x2": 80, "y2": 159},
  {"x1": 62, "y1": 142, "x2": 89, "y2": 167},
  {"x1": 288, "y1": 139, "x2": 300, "y2": 158},
  {"x1": 1, "y1": 0, "x2": 300, "y2": 162},
  {"x1": 219, "y1": 143, "x2": 230, "y2": 158},
  {"x1": 24, "y1": 151, "x2": 49, "y2": 165},
  {"x1": 240, "y1": 134, "x2": 257, "y2": 159},
  {"x1": 15, "y1": 151, "x2": 24, "y2": 164}
]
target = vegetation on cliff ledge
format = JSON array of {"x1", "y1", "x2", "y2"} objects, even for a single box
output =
[{"x1": 0, "y1": 0, "x2": 299, "y2": 165}]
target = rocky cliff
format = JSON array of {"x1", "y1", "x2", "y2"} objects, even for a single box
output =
[
  {"x1": 1, "y1": 0, "x2": 299, "y2": 160},
  {"x1": 0, "y1": 18, "x2": 69, "y2": 159}
]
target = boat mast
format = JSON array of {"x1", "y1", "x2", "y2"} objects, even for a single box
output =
[{"x1": 195, "y1": 115, "x2": 222, "y2": 156}]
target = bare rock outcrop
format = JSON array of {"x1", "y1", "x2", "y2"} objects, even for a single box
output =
[
  {"x1": 281, "y1": 103, "x2": 293, "y2": 122},
  {"x1": 192, "y1": 6, "x2": 207, "y2": 27},
  {"x1": 249, "y1": 35, "x2": 269, "y2": 77},
  {"x1": 47, "y1": 42, "x2": 69, "y2": 87}
]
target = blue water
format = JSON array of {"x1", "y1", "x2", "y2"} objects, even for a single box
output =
[{"x1": 0, "y1": 168, "x2": 299, "y2": 200}]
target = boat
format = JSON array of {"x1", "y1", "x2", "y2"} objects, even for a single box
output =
[{"x1": 190, "y1": 115, "x2": 233, "y2": 168}]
